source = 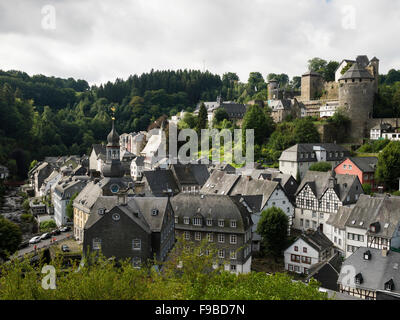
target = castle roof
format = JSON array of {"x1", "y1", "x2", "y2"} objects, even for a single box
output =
[
  {"x1": 339, "y1": 62, "x2": 374, "y2": 80},
  {"x1": 302, "y1": 71, "x2": 322, "y2": 77}
]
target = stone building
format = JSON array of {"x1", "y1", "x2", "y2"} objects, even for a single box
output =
[{"x1": 171, "y1": 193, "x2": 253, "y2": 274}]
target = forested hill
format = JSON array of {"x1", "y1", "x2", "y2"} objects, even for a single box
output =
[{"x1": 0, "y1": 69, "x2": 250, "y2": 179}]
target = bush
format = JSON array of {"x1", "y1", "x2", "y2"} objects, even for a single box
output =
[
  {"x1": 309, "y1": 162, "x2": 332, "y2": 172},
  {"x1": 21, "y1": 213, "x2": 35, "y2": 223},
  {"x1": 362, "y1": 183, "x2": 372, "y2": 195},
  {"x1": 39, "y1": 220, "x2": 57, "y2": 232}
]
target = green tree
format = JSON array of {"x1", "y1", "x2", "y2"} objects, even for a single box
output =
[
  {"x1": 309, "y1": 162, "x2": 332, "y2": 172},
  {"x1": 256, "y1": 207, "x2": 289, "y2": 259},
  {"x1": 376, "y1": 141, "x2": 400, "y2": 189},
  {"x1": 66, "y1": 193, "x2": 79, "y2": 221},
  {"x1": 197, "y1": 103, "x2": 208, "y2": 131},
  {"x1": 293, "y1": 118, "x2": 320, "y2": 144},
  {"x1": 242, "y1": 105, "x2": 273, "y2": 145},
  {"x1": 362, "y1": 183, "x2": 372, "y2": 195},
  {"x1": 0, "y1": 216, "x2": 22, "y2": 259}
]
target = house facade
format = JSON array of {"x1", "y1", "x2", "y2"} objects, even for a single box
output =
[
  {"x1": 284, "y1": 229, "x2": 334, "y2": 275},
  {"x1": 171, "y1": 193, "x2": 253, "y2": 274}
]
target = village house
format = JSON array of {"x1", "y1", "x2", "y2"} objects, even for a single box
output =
[
  {"x1": 171, "y1": 193, "x2": 253, "y2": 274},
  {"x1": 279, "y1": 143, "x2": 350, "y2": 179},
  {"x1": 294, "y1": 170, "x2": 363, "y2": 234},
  {"x1": 83, "y1": 195, "x2": 175, "y2": 265},
  {"x1": 130, "y1": 156, "x2": 145, "y2": 181},
  {"x1": 284, "y1": 228, "x2": 334, "y2": 275},
  {"x1": 334, "y1": 157, "x2": 378, "y2": 191},
  {"x1": 338, "y1": 247, "x2": 400, "y2": 300},
  {"x1": 89, "y1": 144, "x2": 106, "y2": 174}
]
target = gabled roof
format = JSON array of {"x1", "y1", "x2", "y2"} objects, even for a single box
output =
[
  {"x1": 142, "y1": 169, "x2": 180, "y2": 196},
  {"x1": 279, "y1": 143, "x2": 350, "y2": 162},
  {"x1": 336, "y1": 157, "x2": 378, "y2": 173},
  {"x1": 326, "y1": 206, "x2": 353, "y2": 229},
  {"x1": 338, "y1": 247, "x2": 400, "y2": 294},
  {"x1": 127, "y1": 197, "x2": 169, "y2": 232},
  {"x1": 92, "y1": 144, "x2": 106, "y2": 157},
  {"x1": 299, "y1": 228, "x2": 333, "y2": 253},
  {"x1": 171, "y1": 163, "x2": 209, "y2": 187},
  {"x1": 200, "y1": 170, "x2": 240, "y2": 195},
  {"x1": 295, "y1": 170, "x2": 360, "y2": 203}
]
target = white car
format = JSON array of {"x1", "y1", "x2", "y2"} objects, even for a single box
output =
[{"x1": 29, "y1": 236, "x2": 41, "y2": 244}]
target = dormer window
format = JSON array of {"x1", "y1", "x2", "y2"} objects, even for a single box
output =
[
  {"x1": 218, "y1": 219, "x2": 225, "y2": 227},
  {"x1": 183, "y1": 217, "x2": 190, "y2": 225},
  {"x1": 369, "y1": 222, "x2": 380, "y2": 233},
  {"x1": 206, "y1": 218, "x2": 213, "y2": 226},
  {"x1": 355, "y1": 273, "x2": 363, "y2": 285},
  {"x1": 384, "y1": 279, "x2": 394, "y2": 291},
  {"x1": 230, "y1": 220, "x2": 237, "y2": 228},
  {"x1": 364, "y1": 250, "x2": 371, "y2": 260},
  {"x1": 98, "y1": 208, "x2": 105, "y2": 215},
  {"x1": 193, "y1": 217, "x2": 202, "y2": 226}
]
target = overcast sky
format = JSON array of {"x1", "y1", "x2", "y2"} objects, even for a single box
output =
[{"x1": 0, "y1": 0, "x2": 399, "y2": 85}]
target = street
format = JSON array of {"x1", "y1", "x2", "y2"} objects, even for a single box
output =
[{"x1": 16, "y1": 232, "x2": 73, "y2": 257}]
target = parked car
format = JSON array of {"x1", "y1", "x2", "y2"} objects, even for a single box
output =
[
  {"x1": 60, "y1": 226, "x2": 71, "y2": 232},
  {"x1": 61, "y1": 244, "x2": 70, "y2": 252},
  {"x1": 29, "y1": 236, "x2": 41, "y2": 244},
  {"x1": 18, "y1": 240, "x2": 29, "y2": 249},
  {"x1": 40, "y1": 233, "x2": 51, "y2": 240},
  {"x1": 50, "y1": 229, "x2": 61, "y2": 236}
]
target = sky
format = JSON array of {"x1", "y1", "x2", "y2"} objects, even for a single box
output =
[{"x1": 0, "y1": 0, "x2": 399, "y2": 85}]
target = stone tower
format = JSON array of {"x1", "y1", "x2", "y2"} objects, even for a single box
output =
[
  {"x1": 101, "y1": 118, "x2": 124, "y2": 178},
  {"x1": 301, "y1": 71, "x2": 323, "y2": 101},
  {"x1": 338, "y1": 61, "x2": 376, "y2": 142},
  {"x1": 268, "y1": 79, "x2": 279, "y2": 101}
]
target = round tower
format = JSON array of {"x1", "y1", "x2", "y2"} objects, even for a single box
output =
[
  {"x1": 338, "y1": 62, "x2": 375, "y2": 142},
  {"x1": 268, "y1": 79, "x2": 279, "y2": 101}
]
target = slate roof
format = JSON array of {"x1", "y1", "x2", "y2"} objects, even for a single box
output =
[
  {"x1": 73, "y1": 180, "x2": 103, "y2": 213},
  {"x1": 279, "y1": 143, "x2": 350, "y2": 162},
  {"x1": 171, "y1": 193, "x2": 252, "y2": 233},
  {"x1": 92, "y1": 144, "x2": 106, "y2": 157},
  {"x1": 221, "y1": 102, "x2": 247, "y2": 115},
  {"x1": 338, "y1": 247, "x2": 400, "y2": 294},
  {"x1": 337, "y1": 157, "x2": 378, "y2": 173},
  {"x1": 142, "y1": 169, "x2": 180, "y2": 196},
  {"x1": 300, "y1": 228, "x2": 334, "y2": 252},
  {"x1": 269, "y1": 99, "x2": 292, "y2": 111},
  {"x1": 326, "y1": 206, "x2": 353, "y2": 229},
  {"x1": 131, "y1": 197, "x2": 169, "y2": 232},
  {"x1": 307, "y1": 252, "x2": 342, "y2": 291},
  {"x1": 171, "y1": 163, "x2": 210, "y2": 187},
  {"x1": 339, "y1": 62, "x2": 374, "y2": 80},
  {"x1": 201, "y1": 170, "x2": 240, "y2": 195},
  {"x1": 133, "y1": 156, "x2": 145, "y2": 167},
  {"x1": 296, "y1": 171, "x2": 360, "y2": 203}
]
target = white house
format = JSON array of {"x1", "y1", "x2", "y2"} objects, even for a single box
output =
[
  {"x1": 130, "y1": 156, "x2": 145, "y2": 181},
  {"x1": 335, "y1": 59, "x2": 355, "y2": 82},
  {"x1": 284, "y1": 229, "x2": 334, "y2": 275},
  {"x1": 319, "y1": 101, "x2": 339, "y2": 118}
]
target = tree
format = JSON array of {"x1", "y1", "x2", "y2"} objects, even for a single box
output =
[
  {"x1": 309, "y1": 162, "x2": 332, "y2": 172},
  {"x1": 242, "y1": 105, "x2": 273, "y2": 145},
  {"x1": 197, "y1": 103, "x2": 208, "y2": 131},
  {"x1": 293, "y1": 118, "x2": 320, "y2": 144},
  {"x1": 376, "y1": 141, "x2": 400, "y2": 189},
  {"x1": 0, "y1": 216, "x2": 22, "y2": 259},
  {"x1": 213, "y1": 107, "x2": 229, "y2": 125},
  {"x1": 256, "y1": 207, "x2": 289, "y2": 259},
  {"x1": 308, "y1": 58, "x2": 339, "y2": 82},
  {"x1": 362, "y1": 183, "x2": 372, "y2": 195}
]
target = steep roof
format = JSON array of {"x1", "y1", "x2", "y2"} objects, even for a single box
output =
[
  {"x1": 300, "y1": 228, "x2": 333, "y2": 252},
  {"x1": 338, "y1": 247, "x2": 400, "y2": 294},
  {"x1": 171, "y1": 193, "x2": 252, "y2": 232},
  {"x1": 131, "y1": 197, "x2": 169, "y2": 232},
  {"x1": 338, "y1": 157, "x2": 378, "y2": 173},
  {"x1": 200, "y1": 170, "x2": 240, "y2": 195},
  {"x1": 339, "y1": 62, "x2": 374, "y2": 80},
  {"x1": 92, "y1": 144, "x2": 106, "y2": 157},
  {"x1": 142, "y1": 169, "x2": 180, "y2": 196},
  {"x1": 171, "y1": 163, "x2": 209, "y2": 187},
  {"x1": 326, "y1": 206, "x2": 353, "y2": 229},
  {"x1": 279, "y1": 143, "x2": 349, "y2": 162}
]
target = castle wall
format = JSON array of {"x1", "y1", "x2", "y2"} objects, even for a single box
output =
[{"x1": 301, "y1": 75, "x2": 323, "y2": 101}]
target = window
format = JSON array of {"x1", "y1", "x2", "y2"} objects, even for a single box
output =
[
  {"x1": 207, "y1": 233, "x2": 213, "y2": 242},
  {"x1": 300, "y1": 219, "x2": 304, "y2": 227},
  {"x1": 312, "y1": 211, "x2": 316, "y2": 218},
  {"x1": 320, "y1": 212, "x2": 324, "y2": 219},
  {"x1": 174, "y1": 216, "x2": 178, "y2": 224},
  {"x1": 132, "y1": 239, "x2": 141, "y2": 251},
  {"x1": 230, "y1": 234, "x2": 237, "y2": 244},
  {"x1": 183, "y1": 217, "x2": 190, "y2": 225},
  {"x1": 218, "y1": 249, "x2": 225, "y2": 259},
  {"x1": 312, "y1": 221, "x2": 317, "y2": 229},
  {"x1": 294, "y1": 246, "x2": 298, "y2": 252},
  {"x1": 92, "y1": 238, "x2": 101, "y2": 250},
  {"x1": 303, "y1": 247, "x2": 307, "y2": 253},
  {"x1": 305, "y1": 220, "x2": 310, "y2": 228},
  {"x1": 218, "y1": 219, "x2": 225, "y2": 227},
  {"x1": 206, "y1": 218, "x2": 213, "y2": 226},
  {"x1": 230, "y1": 250, "x2": 237, "y2": 260},
  {"x1": 230, "y1": 264, "x2": 237, "y2": 271},
  {"x1": 195, "y1": 232, "x2": 201, "y2": 241},
  {"x1": 184, "y1": 231, "x2": 190, "y2": 240},
  {"x1": 218, "y1": 234, "x2": 225, "y2": 243},
  {"x1": 230, "y1": 220, "x2": 237, "y2": 228},
  {"x1": 288, "y1": 264, "x2": 293, "y2": 271},
  {"x1": 193, "y1": 217, "x2": 202, "y2": 226}
]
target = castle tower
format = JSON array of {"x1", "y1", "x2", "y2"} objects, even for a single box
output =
[
  {"x1": 338, "y1": 62, "x2": 376, "y2": 142},
  {"x1": 369, "y1": 57, "x2": 380, "y2": 93},
  {"x1": 301, "y1": 71, "x2": 323, "y2": 101},
  {"x1": 268, "y1": 79, "x2": 279, "y2": 101},
  {"x1": 101, "y1": 117, "x2": 124, "y2": 178}
]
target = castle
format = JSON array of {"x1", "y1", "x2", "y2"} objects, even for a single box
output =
[{"x1": 267, "y1": 55, "x2": 380, "y2": 143}]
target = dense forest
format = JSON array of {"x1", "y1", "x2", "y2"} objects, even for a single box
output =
[{"x1": 0, "y1": 60, "x2": 399, "y2": 180}]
